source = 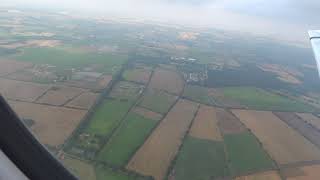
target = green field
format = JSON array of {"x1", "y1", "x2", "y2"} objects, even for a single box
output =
[
  {"x1": 139, "y1": 88, "x2": 177, "y2": 114},
  {"x1": 172, "y1": 136, "x2": 229, "y2": 180},
  {"x1": 223, "y1": 131, "x2": 275, "y2": 175},
  {"x1": 182, "y1": 85, "x2": 216, "y2": 105},
  {"x1": 85, "y1": 99, "x2": 133, "y2": 137},
  {"x1": 219, "y1": 87, "x2": 314, "y2": 112},
  {"x1": 97, "y1": 112, "x2": 157, "y2": 166},
  {"x1": 15, "y1": 47, "x2": 127, "y2": 74},
  {"x1": 109, "y1": 81, "x2": 143, "y2": 101},
  {"x1": 122, "y1": 66, "x2": 152, "y2": 84}
]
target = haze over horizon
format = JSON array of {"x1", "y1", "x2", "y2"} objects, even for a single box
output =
[{"x1": 1, "y1": 0, "x2": 320, "y2": 46}]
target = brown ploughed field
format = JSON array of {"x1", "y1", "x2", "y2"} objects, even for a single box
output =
[
  {"x1": 0, "y1": 59, "x2": 32, "y2": 76},
  {"x1": 296, "y1": 113, "x2": 320, "y2": 130},
  {"x1": 216, "y1": 108, "x2": 246, "y2": 135}
]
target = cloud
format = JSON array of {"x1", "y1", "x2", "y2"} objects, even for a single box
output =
[{"x1": 1, "y1": 0, "x2": 319, "y2": 45}]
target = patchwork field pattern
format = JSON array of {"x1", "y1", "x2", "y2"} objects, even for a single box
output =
[
  {"x1": 182, "y1": 85, "x2": 216, "y2": 105},
  {"x1": 127, "y1": 99, "x2": 198, "y2": 180},
  {"x1": 109, "y1": 81, "x2": 143, "y2": 101},
  {"x1": 36, "y1": 86, "x2": 86, "y2": 106},
  {"x1": 122, "y1": 65, "x2": 152, "y2": 84},
  {"x1": 232, "y1": 110, "x2": 320, "y2": 165},
  {"x1": 216, "y1": 108, "x2": 246, "y2": 135},
  {"x1": 274, "y1": 112, "x2": 320, "y2": 148},
  {"x1": 296, "y1": 113, "x2": 320, "y2": 130},
  {"x1": 0, "y1": 78, "x2": 51, "y2": 102},
  {"x1": 9, "y1": 100, "x2": 87, "y2": 146},
  {"x1": 139, "y1": 88, "x2": 177, "y2": 114},
  {"x1": 66, "y1": 92, "x2": 99, "y2": 109},
  {"x1": 97, "y1": 112, "x2": 157, "y2": 166},
  {"x1": 149, "y1": 68, "x2": 184, "y2": 95}
]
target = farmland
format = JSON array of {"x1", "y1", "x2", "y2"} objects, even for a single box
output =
[
  {"x1": 139, "y1": 88, "x2": 177, "y2": 114},
  {"x1": 122, "y1": 65, "x2": 152, "y2": 84},
  {"x1": 2, "y1": 9, "x2": 320, "y2": 180},
  {"x1": 9, "y1": 100, "x2": 87, "y2": 146},
  {"x1": 235, "y1": 170, "x2": 281, "y2": 180},
  {"x1": 218, "y1": 87, "x2": 314, "y2": 112},
  {"x1": 149, "y1": 68, "x2": 184, "y2": 95},
  {"x1": 127, "y1": 99, "x2": 198, "y2": 180},
  {"x1": 15, "y1": 47, "x2": 128, "y2": 74},
  {"x1": 232, "y1": 110, "x2": 320, "y2": 165},
  {"x1": 224, "y1": 131, "x2": 275, "y2": 176},
  {"x1": 97, "y1": 112, "x2": 157, "y2": 166},
  {"x1": 182, "y1": 85, "x2": 216, "y2": 105},
  {"x1": 83, "y1": 99, "x2": 133, "y2": 137},
  {"x1": 170, "y1": 136, "x2": 228, "y2": 180}
]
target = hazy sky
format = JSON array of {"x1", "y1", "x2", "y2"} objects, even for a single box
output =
[{"x1": 1, "y1": 0, "x2": 319, "y2": 46}]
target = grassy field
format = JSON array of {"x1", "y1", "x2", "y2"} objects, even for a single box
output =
[
  {"x1": 224, "y1": 131, "x2": 275, "y2": 176},
  {"x1": 109, "y1": 81, "x2": 142, "y2": 101},
  {"x1": 139, "y1": 88, "x2": 177, "y2": 114},
  {"x1": 172, "y1": 136, "x2": 229, "y2": 180},
  {"x1": 182, "y1": 85, "x2": 216, "y2": 105},
  {"x1": 220, "y1": 87, "x2": 314, "y2": 112},
  {"x1": 97, "y1": 112, "x2": 157, "y2": 166},
  {"x1": 15, "y1": 47, "x2": 127, "y2": 74},
  {"x1": 85, "y1": 99, "x2": 133, "y2": 137}
]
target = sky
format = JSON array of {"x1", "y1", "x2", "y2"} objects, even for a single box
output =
[{"x1": 1, "y1": 0, "x2": 320, "y2": 46}]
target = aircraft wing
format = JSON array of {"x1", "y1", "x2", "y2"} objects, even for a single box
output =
[{"x1": 309, "y1": 30, "x2": 320, "y2": 77}]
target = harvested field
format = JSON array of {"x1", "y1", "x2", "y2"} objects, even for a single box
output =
[
  {"x1": 149, "y1": 68, "x2": 184, "y2": 95},
  {"x1": 36, "y1": 86, "x2": 85, "y2": 106},
  {"x1": 235, "y1": 170, "x2": 281, "y2": 180},
  {"x1": 274, "y1": 112, "x2": 320, "y2": 148},
  {"x1": 216, "y1": 108, "x2": 246, "y2": 135},
  {"x1": 66, "y1": 92, "x2": 99, "y2": 109},
  {"x1": 0, "y1": 59, "x2": 32, "y2": 76},
  {"x1": 122, "y1": 67, "x2": 152, "y2": 84},
  {"x1": 96, "y1": 75, "x2": 112, "y2": 89},
  {"x1": 132, "y1": 106, "x2": 162, "y2": 121},
  {"x1": 0, "y1": 78, "x2": 51, "y2": 102},
  {"x1": 127, "y1": 99, "x2": 198, "y2": 180},
  {"x1": 282, "y1": 164, "x2": 320, "y2": 180},
  {"x1": 189, "y1": 105, "x2": 222, "y2": 141},
  {"x1": 97, "y1": 112, "x2": 157, "y2": 166},
  {"x1": 232, "y1": 110, "x2": 320, "y2": 165},
  {"x1": 9, "y1": 100, "x2": 87, "y2": 146},
  {"x1": 62, "y1": 157, "x2": 96, "y2": 180},
  {"x1": 296, "y1": 113, "x2": 320, "y2": 130},
  {"x1": 171, "y1": 136, "x2": 228, "y2": 180},
  {"x1": 224, "y1": 131, "x2": 275, "y2": 176},
  {"x1": 139, "y1": 88, "x2": 178, "y2": 114}
]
